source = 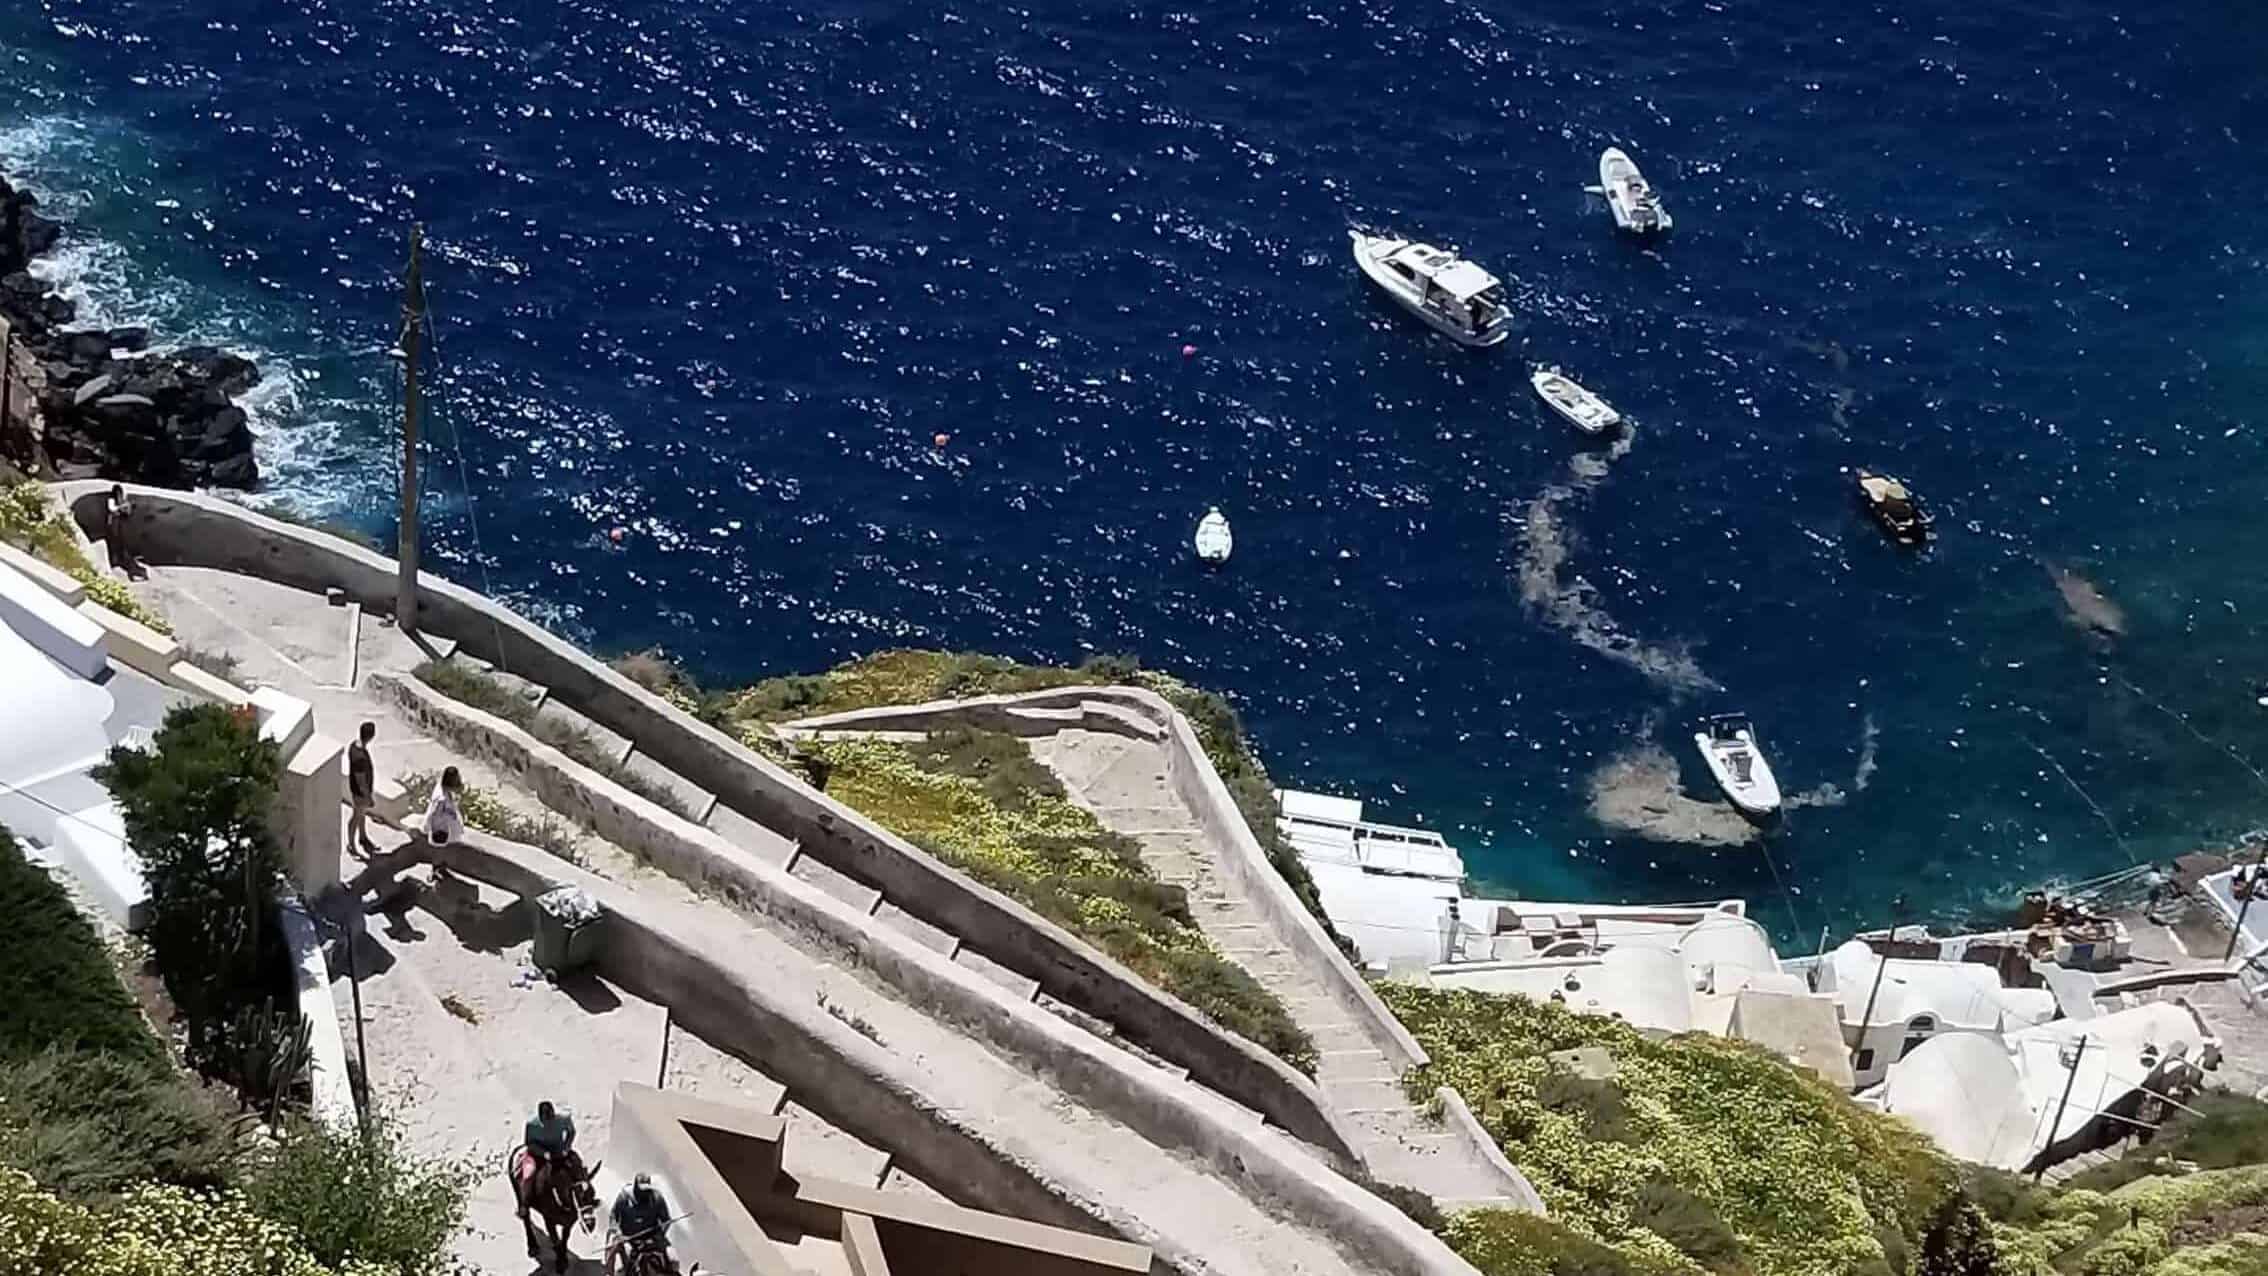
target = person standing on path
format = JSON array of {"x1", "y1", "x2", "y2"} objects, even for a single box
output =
[
  {"x1": 346, "y1": 721, "x2": 379, "y2": 855},
  {"x1": 103, "y1": 484, "x2": 134, "y2": 576}
]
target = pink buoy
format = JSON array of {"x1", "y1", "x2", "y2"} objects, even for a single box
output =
[
  {"x1": 933, "y1": 432, "x2": 951, "y2": 448},
  {"x1": 1181, "y1": 343, "x2": 1198, "y2": 358},
  {"x1": 608, "y1": 527, "x2": 626, "y2": 543}
]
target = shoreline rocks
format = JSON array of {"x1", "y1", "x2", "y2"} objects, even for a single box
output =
[{"x1": 1, "y1": 170, "x2": 262, "y2": 489}]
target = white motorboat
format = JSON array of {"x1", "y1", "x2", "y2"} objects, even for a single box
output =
[
  {"x1": 1596, "y1": 148, "x2": 1672, "y2": 236},
  {"x1": 1531, "y1": 367, "x2": 1621, "y2": 434},
  {"x1": 1193, "y1": 507, "x2": 1233, "y2": 565},
  {"x1": 1694, "y1": 714, "x2": 1782, "y2": 818},
  {"x1": 1348, "y1": 230, "x2": 1512, "y2": 348}
]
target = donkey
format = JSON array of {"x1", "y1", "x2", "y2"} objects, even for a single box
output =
[{"x1": 509, "y1": 1145, "x2": 601, "y2": 1272}]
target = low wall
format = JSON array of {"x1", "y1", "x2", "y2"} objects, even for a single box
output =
[
  {"x1": 435, "y1": 829, "x2": 1483, "y2": 1276},
  {"x1": 777, "y1": 689, "x2": 1552, "y2": 1211},
  {"x1": 278, "y1": 897, "x2": 356, "y2": 1128},
  {"x1": 0, "y1": 554, "x2": 104, "y2": 677},
  {"x1": 66, "y1": 482, "x2": 1352, "y2": 1167},
  {"x1": 1433, "y1": 1087, "x2": 1547, "y2": 1214},
  {"x1": 791, "y1": 697, "x2": 1163, "y2": 745},
  {"x1": 371, "y1": 671, "x2": 1360, "y2": 1169}
]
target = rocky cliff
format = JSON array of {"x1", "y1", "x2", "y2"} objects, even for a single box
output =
[{"x1": 1, "y1": 171, "x2": 261, "y2": 489}]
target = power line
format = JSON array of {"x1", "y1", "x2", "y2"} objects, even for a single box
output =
[{"x1": 417, "y1": 277, "x2": 514, "y2": 678}]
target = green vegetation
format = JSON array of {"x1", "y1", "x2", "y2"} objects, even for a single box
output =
[
  {"x1": 0, "y1": 827, "x2": 164, "y2": 1067},
  {"x1": 720, "y1": 649, "x2": 1344, "y2": 947},
  {"x1": 808, "y1": 729, "x2": 1317, "y2": 1072},
  {"x1": 2065, "y1": 1092, "x2": 2268, "y2": 1194},
  {"x1": 1383, "y1": 984, "x2": 1963, "y2": 1276},
  {"x1": 611, "y1": 646, "x2": 733, "y2": 726},
  {"x1": 0, "y1": 1165, "x2": 388, "y2": 1276},
  {"x1": 0, "y1": 827, "x2": 237, "y2": 1200},
  {"x1": 1444, "y1": 1210, "x2": 1692, "y2": 1276},
  {"x1": 241, "y1": 1111, "x2": 472, "y2": 1276},
  {"x1": 410, "y1": 660, "x2": 696, "y2": 819},
  {"x1": 0, "y1": 479, "x2": 172, "y2": 634},
  {"x1": 0, "y1": 826, "x2": 468, "y2": 1274},
  {"x1": 410, "y1": 659, "x2": 536, "y2": 727},
  {"x1": 92, "y1": 704, "x2": 292, "y2": 1081},
  {"x1": 1985, "y1": 1166, "x2": 2268, "y2": 1275}
]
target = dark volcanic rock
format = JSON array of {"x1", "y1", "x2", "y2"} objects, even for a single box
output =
[
  {"x1": 63, "y1": 330, "x2": 112, "y2": 364},
  {"x1": 1, "y1": 167, "x2": 265, "y2": 491}
]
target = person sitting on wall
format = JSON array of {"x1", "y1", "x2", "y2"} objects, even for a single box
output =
[
  {"x1": 423, "y1": 766, "x2": 466, "y2": 847},
  {"x1": 606, "y1": 1172, "x2": 676, "y2": 1275}
]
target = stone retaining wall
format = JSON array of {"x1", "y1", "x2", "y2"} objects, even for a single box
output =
[
  {"x1": 372, "y1": 670, "x2": 1366, "y2": 1172},
  {"x1": 60, "y1": 482, "x2": 1358, "y2": 1167},
  {"x1": 422, "y1": 802, "x2": 1487, "y2": 1276},
  {"x1": 793, "y1": 686, "x2": 1432, "y2": 1075}
]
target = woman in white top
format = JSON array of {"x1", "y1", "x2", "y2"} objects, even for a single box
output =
[{"x1": 423, "y1": 765, "x2": 467, "y2": 846}]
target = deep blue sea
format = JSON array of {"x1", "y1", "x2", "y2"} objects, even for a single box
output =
[{"x1": 8, "y1": 0, "x2": 2268, "y2": 943}]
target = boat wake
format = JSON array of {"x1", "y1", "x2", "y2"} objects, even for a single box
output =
[
  {"x1": 1515, "y1": 426, "x2": 1721, "y2": 695},
  {"x1": 1587, "y1": 713, "x2": 1878, "y2": 843},
  {"x1": 1586, "y1": 734, "x2": 1762, "y2": 846},
  {"x1": 1782, "y1": 713, "x2": 1877, "y2": 810}
]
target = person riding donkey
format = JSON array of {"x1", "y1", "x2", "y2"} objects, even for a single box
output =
[
  {"x1": 606, "y1": 1172, "x2": 678, "y2": 1275},
  {"x1": 520, "y1": 1101, "x2": 579, "y2": 1200}
]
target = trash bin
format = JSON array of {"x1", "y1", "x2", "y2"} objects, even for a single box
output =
[{"x1": 532, "y1": 886, "x2": 605, "y2": 974}]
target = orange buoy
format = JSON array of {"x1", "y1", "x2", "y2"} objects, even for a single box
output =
[
  {"x1": 933, "y1": 432, "x2": 951, "y2": 448},
  {"x1": 608, "y1": 527, "x2": 626, "y2": 543}
]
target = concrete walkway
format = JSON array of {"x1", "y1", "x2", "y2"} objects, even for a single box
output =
[
  {"x1": 1030, "y1": 728, "x2": 1508, "y2": 1207},
  {"x1": 124, "y1": 564, "x2": 1403, "y2": 1276}
]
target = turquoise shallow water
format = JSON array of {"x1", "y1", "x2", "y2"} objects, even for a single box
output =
[{"x1": 6, "y1": 0, "x2": 2268, "y2": 942}]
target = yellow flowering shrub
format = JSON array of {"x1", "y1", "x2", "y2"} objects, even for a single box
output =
[
  {"x1": 0, "y1": 1166, "x2": 389, "y2": 1276},
  {"x1": 1988, "y1": 1166, "x2": 2268, "y2": 1276},
  {"x1": 805, "y1": 732, "x2": 1315, "y2": 1071},
  {"x1": 1382, "y1": 985, "x2": 1961, "y2": 1276}
]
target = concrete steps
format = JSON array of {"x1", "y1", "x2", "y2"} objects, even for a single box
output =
[
  {"x1": 704, "y1": 802, "x2": 797, "y2": 867},
  {"x1": 617, "y1": 749, "x2": 718, "y2": 823},
  {"x1": 530, "y1": 698, "x2": 633, "y2": 766},
  {"x1": 1032, "y1": 725, "x2": 1518, "y2": 1208},
  {"x1": 786, "y1": 851, "x2": 884, "y2": 915}
]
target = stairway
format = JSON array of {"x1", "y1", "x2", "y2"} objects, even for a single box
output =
[{"x1": 1031, "y1": 728, "x2": 1513, "y2": 1206}]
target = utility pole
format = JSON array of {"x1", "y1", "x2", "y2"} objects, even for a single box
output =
[
  {"x1": 2035, "y1": 1034, "x2": 2089, "y2": 1181},
  {"x1": 2227, "y1": 855, "x2": 2260, "y2": 963},
  {"x1": 1850, "y1": 947, "x2": 1892, "y2": 1083},
  {"x1": 393, "y1": 224, "x2": 426, "y2": 634},
  {"x1": 1847, "y1": 896, "x2": 1908, "y2": 1086}
]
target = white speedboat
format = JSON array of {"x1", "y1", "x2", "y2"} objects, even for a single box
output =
[
  {"x1": 1348, "y1": 230, "x2": 1511, "y2": 348},
  {"x1": 1597, "y1": 148, "x2": 1672, "y2": 236},
  {"x1": 1694, "y1": 714, "x2": 1781, "y2": 818},
  {"x1": 1531, "y1": 367, "x2": 1621, "y2": 434},
  {"x1": 1194, "y1": 507, "x2": 1233, "y2": 565}
]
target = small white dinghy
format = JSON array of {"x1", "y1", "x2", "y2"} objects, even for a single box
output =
[
  {"x1": 1595, "y1": 148, "x2": 1672, "y2": 236},
  {"x1": 1694, "y1": 714, "x2": 1782, "y2": 818},
  {"x1": 1348, "y1": 230, "x2": 1512, "y2": 348},
  {"x1": 1531, "y1": 367, "x2": 1621, "y2": 434},
  {"x1": 1194, "y1": 507, "x2": 1233, "y2": 565}
]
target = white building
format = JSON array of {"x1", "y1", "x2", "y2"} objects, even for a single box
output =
[
  {"x1": 1815, "y1": 940, "x2": 2060, "y2": 1088},
  {"x1": 1277, "y1": 788, "x2": 1465, "y2": 968},
  {"x1": 1276, "y1": 788, "x2": 1852, "y2": 1083},
  {"x1": 1880, "y1": 1000, "x2": 2220, "y2": 1172}
]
